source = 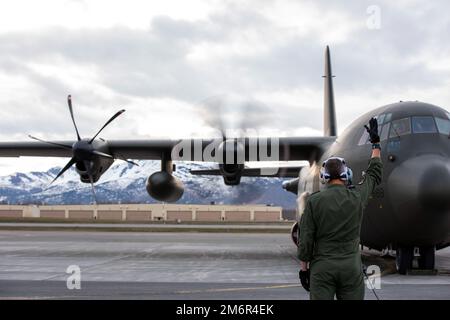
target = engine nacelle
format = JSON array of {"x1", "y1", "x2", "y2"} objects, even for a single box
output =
[
  {"x1": 146, "y1": 171, "x2": 184, "y2": 202},
  {"x1": 291, "y1": 221, "x2": 299, "y2": 247},
  {"x1": 218, "y1": 139, "x2": 245, "y2": 185},
  {"x1": 219, "y1": 163, "x2": 245, "y2": 185},
  {"x1": 75, "y1": 157, "x2": 113, "y2": 183}
]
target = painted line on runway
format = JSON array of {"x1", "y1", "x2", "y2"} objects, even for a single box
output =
[
  {"x1": 1, "y1": 296, "x2": 58, "y2": 300},
  {"x1": 0, "y1": 224, "x2": 289, "y2": 234},
  {"x1": 176, "y1": 283, "x2": 302, "y2": 294}
]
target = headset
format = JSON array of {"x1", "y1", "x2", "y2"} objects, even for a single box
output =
[{"x1": 320, "y1": 156, "x2": 353, "y2": 185}]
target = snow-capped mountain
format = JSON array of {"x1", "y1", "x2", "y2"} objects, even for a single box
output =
[{"x1": 0, "y1": 161, "x2": 297, "y2": 208}]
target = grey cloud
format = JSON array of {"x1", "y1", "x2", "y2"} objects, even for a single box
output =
[
  {"x1": 0, "y1": 55, "x2": 128, "y2": 138},
  {"x1": 0, "y1": 0, "x2": 449, "y2": 139}
]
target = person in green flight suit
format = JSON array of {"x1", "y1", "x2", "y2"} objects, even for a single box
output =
[{"x1": 297, "y1": 117, "x2": 383, "y2": 300}]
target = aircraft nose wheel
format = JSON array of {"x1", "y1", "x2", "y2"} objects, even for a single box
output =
[{"x1": 395, "y1": 246, "x2": 414, "y2": 275}]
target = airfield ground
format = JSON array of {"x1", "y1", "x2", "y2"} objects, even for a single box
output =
[{"x1": 0, "y1": 227, "x2": 449, "y2": 300}]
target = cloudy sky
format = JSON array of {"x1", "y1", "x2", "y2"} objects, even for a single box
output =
[{"x1": 0, "y1": 0, "x2": 449, "y2": 174}]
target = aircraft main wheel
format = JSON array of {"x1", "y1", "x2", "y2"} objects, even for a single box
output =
[
  {"x1": 418, "y1": 246, "x2": 435, "y2": 270},
  {"x1": 396, "y1": 246, "x2": 414, "y2": 275}
]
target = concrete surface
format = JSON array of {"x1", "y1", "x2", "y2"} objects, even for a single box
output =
[
  {"x1": 0, "y1": 230, "x2": 449, "y2": 300},
  {"x1": 0, "y1": 222, "x2": 291, "y2": 233}
]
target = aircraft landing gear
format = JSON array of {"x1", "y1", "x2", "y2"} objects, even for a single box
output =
[
  {"x1": 395, "y1": 245, "x2": 436, "y2": 274},
  {"x1": 418, "y1": 245, "x2": 435, "y2": 270},
  {"x1": 396, "y1": 246, "x2": 414, "y2": 275}
]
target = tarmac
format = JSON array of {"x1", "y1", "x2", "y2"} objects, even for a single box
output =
[{"x1": 0, "y1": 228, "x2": 449, "y2": 300}]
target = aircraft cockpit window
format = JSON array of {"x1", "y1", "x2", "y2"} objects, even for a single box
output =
[
  {"x1": 384, "y1": 113, "x2": 392, "y2": 122},
  {"x1": 412, "y1": 116, "x2": 437, "y2": 133},
  {"x1": 389, "y1": 118, "x2": 411, "y2": 138},
  {"x1": 380, "y1": 122, "x2": 390, "y2": 141},
  {"x1": 358, "y1": 112, "x2": 396, "y2": 145},
  {"x1": 435, "y1": 117, "x2": 450, "y2": 135},
  {"x1": 357, "y1": 129, "x2": 370, "y2": 145},
  {"x1": 377, "y1": 114, "x2": 386, "y2": 125}
]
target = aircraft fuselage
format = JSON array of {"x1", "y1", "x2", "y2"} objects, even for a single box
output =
[{"x1": 297, "y1": 101, "x2": 450, "y2": 250}]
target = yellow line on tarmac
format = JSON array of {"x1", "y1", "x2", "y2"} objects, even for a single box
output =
[{"x1": 177, "y1": 284, "x2": 302, "y2": 294}]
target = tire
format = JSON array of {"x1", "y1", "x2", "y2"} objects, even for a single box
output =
[
  {"x1": 418, "y1": 246, "x2": 435, "y2": 270},
  {"x1": 396, "y1": 246, "x2": 414, "y2": 275}
]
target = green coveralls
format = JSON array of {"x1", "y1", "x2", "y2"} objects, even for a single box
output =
[{"x1": 297, "y1": 157, "x2": 383, "y2": 300}]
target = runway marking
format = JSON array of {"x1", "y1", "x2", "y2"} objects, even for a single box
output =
[
  {"x1": 176, "y1": 283, "x2": 302, "y2": 294},
  {"x1": 1, "y1": 296, "x2": 57, "y2": 300}
]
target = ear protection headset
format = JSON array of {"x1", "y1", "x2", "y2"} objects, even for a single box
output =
[{"x1": 320, "y1": 157, "x2": 353, "y2": 184}]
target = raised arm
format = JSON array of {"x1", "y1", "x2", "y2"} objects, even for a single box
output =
[{"x1": 359, "y1": 118, "x2": 383, "y2": 207}]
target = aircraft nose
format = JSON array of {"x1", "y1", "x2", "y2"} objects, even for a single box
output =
[
  {"x1": 387, "y1": 154, "x2": 450, "y2": 223},
  {"x1": 418, "y1": 161, "x2": 450, "y2": 211}
]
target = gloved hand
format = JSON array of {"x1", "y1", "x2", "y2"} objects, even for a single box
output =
[
  {"x1": 364, "y1": 117, "x2": 380, "y2": 143},
  {"x1": 299, "y1": 269, "x2": 310, "y2": 292}
]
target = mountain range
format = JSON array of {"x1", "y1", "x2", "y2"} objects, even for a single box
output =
[{"x1": 0, "y1": 160, "x2": 297, "y2": 208}]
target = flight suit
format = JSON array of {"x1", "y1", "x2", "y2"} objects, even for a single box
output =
[{"x1": 297, "y1": 157, "x2": 383, "y2": 300}]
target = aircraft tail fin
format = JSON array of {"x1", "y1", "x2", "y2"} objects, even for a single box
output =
[{"x1": 323, "y1": 45, "x2": 337, "y2": 137}]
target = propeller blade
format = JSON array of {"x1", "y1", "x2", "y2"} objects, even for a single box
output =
[
  {"x1": 84, "y1": 160, "x2": 98, "y2": 205},
  {"x1": 114, "y1": 152, "x2": 140, "y2": 166},
  {"x1": 88, "y1": 177, "x2": 98, "y2": 205},
  {"x1": 91, "y1": 150, "x2": 139, "y2": 166},
  {"x1": 199, "y1": 95, "x2": 271, "y2": 139},
  {"x1": 89, "y1": 109, "x2": 125, "y2": 144},
  {"x1": 67, "y1": 95, "x2": 82, "y2": 141},
  {"x1": 198, "y1": 96, "x2": 227, "y2": 140},
  {"x1": 90, "y1": 150, "x2": 114, "y2": 159},
  {"x1": 50, "y1": 157, "x2": 76, "y2": 185},
  {"x1": 118, "y1": 157, "x2": 139, "y2": 166},
  {"x1": 28, "y1": 135, "x2": 73, "y2": 150}
]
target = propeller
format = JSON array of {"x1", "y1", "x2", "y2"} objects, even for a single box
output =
[
  {"x1": 29, "y1": 94, "x2": 137, "y2": 204},
  {"x1": 198, "y1": 94, "x2": 271, "y2": 139},
  {"x1": 90, "y1": 149, "x2": 138, "y2": 166},
  {"x1": 50, "y1": 157, "x2": 77, "y2": 185},
  {"x1": 89, "y1": 109, "x2": 125, "y2": 144},
  {"x1": 197, "y1": 94, "x2": 291, "y2": 180},
  {"x1": 28, "y1": 135, "x2": 72, "y2": 150},
  {"x1": 67, "y1": 95, "x2": 81, "y2": 141},
  {"x1": 84, "y1": 160, "x2": 98, "y2": 205}
]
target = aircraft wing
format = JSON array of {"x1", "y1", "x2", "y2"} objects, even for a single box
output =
[
  {"x1": 107, "y1": 137, "x2": 335, "y2": 162},
  {"x1": 0, "y1": 136, "x2": 335, "y2": 162},
  {"x1": 0, "y1": 140, "x2": 179, "y2": 159},
  {"x1": 190, "y1": 166, "x2": 305, "y2": 178},
  {"x1": 0, "y1": 141, "x2": 75, "y2": 157}
]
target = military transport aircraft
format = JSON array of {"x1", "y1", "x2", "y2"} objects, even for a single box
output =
[{"x1": 0, "y1": 46, "x2": 449, "y2": 274}]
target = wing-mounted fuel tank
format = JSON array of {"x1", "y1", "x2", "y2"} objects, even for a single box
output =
[
  {"x1": 146, "y1": 153, "x2": 184, "y2": 202},
  {"x1": 282, "y1": 178, "x2": 299, "y2": 195}
]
